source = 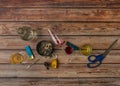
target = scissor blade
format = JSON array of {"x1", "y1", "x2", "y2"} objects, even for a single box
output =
[{"x1": 103, "y1": 39, "x2": 118, "y2": 57}]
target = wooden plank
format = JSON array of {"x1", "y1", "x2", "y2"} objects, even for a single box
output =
[
  {"x1": 0, "y1": 22, "x2": 120, "y2": 35},
  {"x1": 0, "y1": 78, "x2": 119, "y2": 86},
  {"x1": 0, "y1": 8, "x2": 119, "y2": 22},
  {"x1": 0, "y1": 64, "x2": 119, "y2": 77},
  {"x1": 0, "y1": 1, "x2": 119, "y2": 86},
  {"x1": 0, "y1": 0, "x2": 119, "y2": 8},
  {"x1": 0, "y1": 50, "x2": 120, "y2": 64},
  {"x1": 0, "y1": 36, "x2": 119, "y2": 49}
]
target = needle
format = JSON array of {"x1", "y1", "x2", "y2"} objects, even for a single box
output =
[{"x1": 26, "y1": 59, "x2": 40, "y2": 69}]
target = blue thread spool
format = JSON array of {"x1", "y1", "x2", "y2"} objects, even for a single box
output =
[{"x1": 25, "y1": 46, "x2": 34, "y2": 60}]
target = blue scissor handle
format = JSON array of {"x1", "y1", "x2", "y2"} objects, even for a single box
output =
[
  {"x1": 88, "y1": 54, "x2": 104, "y2": 62},
  {"x1": 87, "y1": 61, "x2": 102, "y2": 68},
  {"x1": 87, "y1": 54, "x2": 104, "y2": 68}
]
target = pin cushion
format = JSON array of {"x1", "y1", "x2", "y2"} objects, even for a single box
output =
[{"x1": 36, "y1": 40, "x2": 54, "y2": 56}]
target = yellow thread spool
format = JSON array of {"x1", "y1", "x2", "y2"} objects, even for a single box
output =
[
  {"x1": 51, "y1": 59, "x2": 58, "y2": 69},
  {"x1": 10, "y1": 53, "x2": 24, "y2": 64},
  {"x1": 80, "y1": 45, "x2": 92, "y2": 56}
]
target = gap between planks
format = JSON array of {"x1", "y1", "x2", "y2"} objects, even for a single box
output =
[{"x1": 0, "y1": 0, "x2": 120, "y2": 8}]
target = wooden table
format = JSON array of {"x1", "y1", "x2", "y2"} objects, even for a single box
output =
[{"x1": 0, "y1": 0, "x2": 120, "y2": 86}]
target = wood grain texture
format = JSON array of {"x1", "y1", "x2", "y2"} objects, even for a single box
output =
[
  {"x1": 0, "y1": 50, "x2": 120, "y2": 64},
  {"x1": 0, "y1": 78, "x2": 119, "y2": 86},
  {"x1": 0, "y1": 0, "x2": 119, "y2": 8},
  {"x1": 0, "y1": 8, "x2": 119, "y2": 22},
  {"x1": 0, "y1": 22, "x2": 120, "y2": 35},
  {"x1": 0, "y1": 64, "x2": 119, "y2": 78},
  {"x1": 0, "y1": 36, "x2": 119, "y2": 49},
  {"x1": 0, "y1": 0, "x2": 120, "y2": 86}
]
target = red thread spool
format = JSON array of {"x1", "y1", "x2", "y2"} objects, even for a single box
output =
[{"x1": 65, "y1": 46, "x2": 73, "y2": 54}]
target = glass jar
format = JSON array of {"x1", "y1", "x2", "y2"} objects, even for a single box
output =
[{"x1": 17, "y1": 26, "x2": 38, "y2": 41}]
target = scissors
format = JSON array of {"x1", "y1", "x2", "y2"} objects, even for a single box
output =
[{"x1": 87, "y1": 39, "x2": 118, "y2": 68}]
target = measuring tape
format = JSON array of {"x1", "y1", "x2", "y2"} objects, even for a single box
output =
[{"x1": 10, "y1": 53, "x2": 24, "y2": 64}]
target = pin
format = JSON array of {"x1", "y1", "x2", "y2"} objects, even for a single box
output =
[
  {"x1": 48, "y1": 29, "x2": 64, "y2": 46},
  {"x1": 10, "y1": 53, "x2": 24, "y2": 64}
]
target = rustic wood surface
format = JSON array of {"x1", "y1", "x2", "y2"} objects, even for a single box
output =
[{"x1": 0, "y1": 0, "x2": 120, "y2": 86}]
